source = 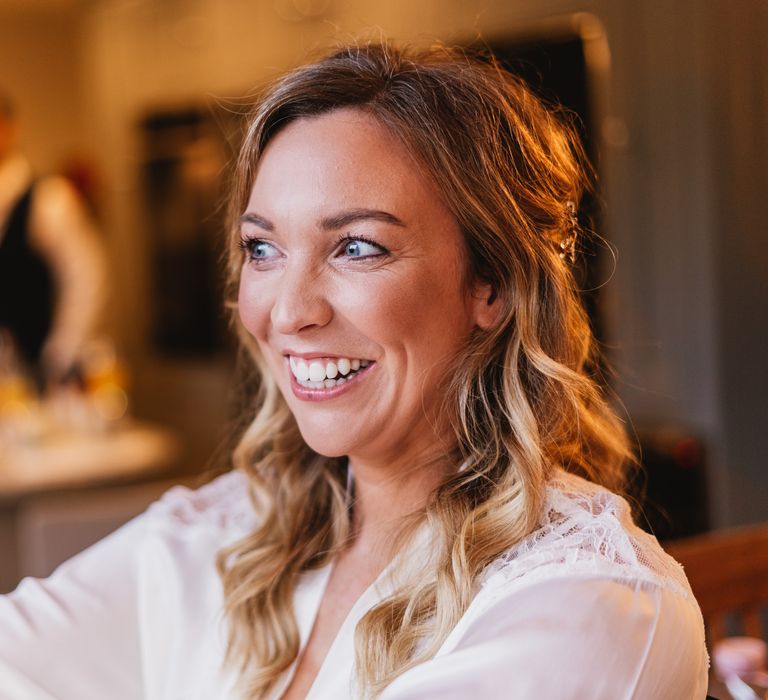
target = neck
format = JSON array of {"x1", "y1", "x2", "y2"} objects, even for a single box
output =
[{"x1": 346, "y1": 448, "x2": 452, "y2": 555}]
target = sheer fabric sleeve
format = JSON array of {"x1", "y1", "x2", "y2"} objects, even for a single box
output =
[
  {"x1": 0, "y1": 516, "x2": 146, "y2": 700},
  {"x1": 380, "y1": 576, "x2": 709, "y2": 700}
]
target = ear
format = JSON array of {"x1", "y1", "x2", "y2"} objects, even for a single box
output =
[{"x1": 470, "y1": 280, "x2": 502, "y2": 331}]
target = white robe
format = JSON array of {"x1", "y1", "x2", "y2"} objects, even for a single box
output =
[{"x1": 0, "y1": 469, "x2": 709, "y2": 699}]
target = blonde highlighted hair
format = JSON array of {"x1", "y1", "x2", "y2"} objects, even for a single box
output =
[{"x1": 217, "y1": 42, "x2": 633, "y2": 698}]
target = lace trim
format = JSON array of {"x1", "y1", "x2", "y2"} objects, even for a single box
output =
[
  {"x1": 143, "y1": 468, "x2": 693, "y2": 606},
  {"x1": 479, "y1": 469, "x2": 693, "y2": 602},
  {"x1": 146, "y1": 470, "x2": 257, "y2": 535}
]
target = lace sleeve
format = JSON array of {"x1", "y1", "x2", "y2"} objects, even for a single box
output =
[
  {"x1": 382, "y1": 471, "x2": 710, "y2": 699},
  {"x1": 145, "y1": 469, "x2": 257, "y2": 537},
  {"x1": 479, "y1": 470, "x2": 695, "y2": 603}
]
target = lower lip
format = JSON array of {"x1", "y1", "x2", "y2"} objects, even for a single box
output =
[{"x1": 288, "y1": 361, "x2": 376, "y2": 401}]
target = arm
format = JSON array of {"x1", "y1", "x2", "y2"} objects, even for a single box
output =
[
  {"x1": 381, "y1": 576, "x2": 709, "y2": 700},
  {"x1": 0, "y1": 516, "x2": 146, "y2": 700},
  {"x1": 0, "y1": 472, "x2": 251, "y2": 700}
]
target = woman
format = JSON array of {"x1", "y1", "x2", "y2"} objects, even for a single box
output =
[{"x1": 0, "y1": 43, "x2": 708, "y2": 699}]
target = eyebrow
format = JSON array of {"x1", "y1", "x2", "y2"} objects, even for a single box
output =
[
  {"x1": 239, "y1": 212, "x2": 274, "y2": 231},
  {"x1": 239, "y1": 208, "x2": 406, "y2": 231},
  {"x1": 319, "y1": 208, "x2": 406, "y2": 230}
]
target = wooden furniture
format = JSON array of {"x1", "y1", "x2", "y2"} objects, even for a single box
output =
[{"x1": 665, "y1": 523, "x2": 768, "y2": 645}]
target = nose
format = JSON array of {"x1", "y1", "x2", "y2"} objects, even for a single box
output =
[{"x1": 269, "y1": 260, "x2": 333, "y2": 335}]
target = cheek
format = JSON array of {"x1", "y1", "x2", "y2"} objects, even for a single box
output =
[
  {"x1": 237, "y1": 273, "x2": 269, "y2": 340},
  {"x1": 352, "y1": 268, "x2": 470, "y2": 354}
]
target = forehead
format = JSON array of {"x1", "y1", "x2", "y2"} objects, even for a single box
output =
[{"x1": 247, "y1": 108, "x2": 447, "y2": 220}]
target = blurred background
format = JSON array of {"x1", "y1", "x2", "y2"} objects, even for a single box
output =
[{"x1": 0, "y1": 0, "x2": 765, "y2": 593}]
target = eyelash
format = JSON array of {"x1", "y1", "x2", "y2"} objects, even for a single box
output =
[
  {"x1": 332, "y1": 233, "x2": 388, "y2": 259},
  {"x1": 238, "y1": 234, "x2": 388, "y2": 262},
  {"x1": 238, "y1": 235, "x2": 262, "y2": 258}
]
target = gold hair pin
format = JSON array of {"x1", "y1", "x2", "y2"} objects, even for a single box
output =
[{"x1": 559, "y1": 201, "x2": 578, "y2": 264}]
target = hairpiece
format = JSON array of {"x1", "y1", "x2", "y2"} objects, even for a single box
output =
[{"x1": 559, "y1": 200, "x2": 578, "y2": 264}]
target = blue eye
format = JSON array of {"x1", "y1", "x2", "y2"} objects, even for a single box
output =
[
  {"x1": 340, "y1": 238, "x2": 385, "y2": 259},
  {"x1": 253, "y1": 241, "x2": 278, "y2": 258},
  {"x1": 241, "y1": 237, "x2": 279, "y2": 261}
]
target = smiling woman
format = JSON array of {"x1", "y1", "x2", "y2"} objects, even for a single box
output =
[
  {"x1": 0, "y1": 43, "x2": 708, "y2": 700},
  {"x1": 236, "y1": 108, "x2": 492, "y2": 462}
]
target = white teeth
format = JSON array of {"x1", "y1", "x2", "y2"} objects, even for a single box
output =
[
  {"x1": 308, "y1": 361, "x2": 325, "y2": 382},
  {"x1": 295, "y1": 360, "x2": 309, "y2": 381},
  {"x1": 288, "y1": 355, "x2": 371, "y2": 386}
]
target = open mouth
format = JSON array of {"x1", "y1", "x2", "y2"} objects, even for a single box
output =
[{"x1": 288, "y1": 355, "x2": 373, "y2": 389}]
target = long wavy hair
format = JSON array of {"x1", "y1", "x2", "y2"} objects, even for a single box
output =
[{"x1": 217, "y1": 42, "x2": 634, "y2": 698}]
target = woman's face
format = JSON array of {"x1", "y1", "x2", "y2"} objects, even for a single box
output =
[{"x1": 238, "y1": 108, "x2": 493, "y2": 466}]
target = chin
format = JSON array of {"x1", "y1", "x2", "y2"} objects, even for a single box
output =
[
  {"x1": 299, "y1": 437, "x2": 350, "y2": 459},
  {"x1": 293, "y1": 421, "x2": 355, "y2": 459}
]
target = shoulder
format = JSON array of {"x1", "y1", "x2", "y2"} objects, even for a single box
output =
[
  {"x1": 31, "y1": 175, "x2": 81, "y2": 211},
  {"x1": 144, "y1": 469, "x2": 258, "y2": 541},
  {"x1": 479, "y1": 469, "x2": 695, "y2": 601},
  {"x1": 417, "y1": 472, "x2": 710, "y2": 697},
  {"x1": 419, "y1": 574, "x2": 709, "y2": 700},
  {"x1": 28, "y1": 175, "x2": 95, "y2": 239}
]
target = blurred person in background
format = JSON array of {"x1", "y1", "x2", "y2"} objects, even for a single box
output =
[{"x1": 0, "y1": 90, "x2": 106, "y2": 390}]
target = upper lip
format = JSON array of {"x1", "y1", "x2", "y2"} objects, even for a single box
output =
[{"x1": 282, "y1": 349, "x2": 371, "y2": 360}]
